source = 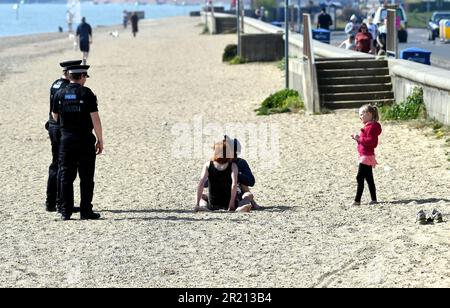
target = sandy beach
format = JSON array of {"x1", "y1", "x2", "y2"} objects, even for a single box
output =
[{"x1": 0, "y1": 16, "x2": 450, "y2": 288}]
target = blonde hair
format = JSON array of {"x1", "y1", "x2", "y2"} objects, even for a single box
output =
[{"x1": 360, "y1": 104, "x2": 379, "y2": 121}]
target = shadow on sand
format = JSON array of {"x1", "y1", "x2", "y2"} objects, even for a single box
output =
[{"x1": 388, "y1": 198, "x2": 450, "y2": 205}]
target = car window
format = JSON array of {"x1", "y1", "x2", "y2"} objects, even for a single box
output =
[
  {"x1": 433, "y1": 14, "x2": 450, "y2": 23},
  {"x1": 380, "y1": 9, "x2": 405, "y2": 21}
]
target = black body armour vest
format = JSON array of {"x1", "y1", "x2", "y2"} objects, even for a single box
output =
[{"x1": 58, "y1": 85, "x2": 94, "y2": 134}]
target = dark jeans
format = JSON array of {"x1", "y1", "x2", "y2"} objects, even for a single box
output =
[
  {"x1": 46, "y1": 124, "x2": 61, "y2": 208},
  {"x1": 355, "y1": 163, "x2": 377, "y2": 203},
  {"x1": 59, "y1": 132, "x2": 96, "y2": 217}
]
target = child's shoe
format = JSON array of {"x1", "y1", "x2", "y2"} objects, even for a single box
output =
[
  {"x1": 416, "y1": 210, "x2": 427, "y2": 225},
  {"x1": 432, "y1": 209, "x2": 443, "y2": 223},
  {"x1": 351, "y1": 201, "x2": 361, "y2": 206}
]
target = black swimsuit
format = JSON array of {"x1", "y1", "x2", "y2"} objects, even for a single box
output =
[{"x1": 208, "y1": 161, "x2": 233, "y2": 210}]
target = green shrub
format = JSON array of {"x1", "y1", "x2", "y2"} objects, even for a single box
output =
[
  {"x1": 201, "y1": 24, "x2": 209, "y2": 34},
  {"x1": 222, "y1": 44, "x2": 237, "y2": 62},
  {"x1": 277, "y1": 57, "x2": 285, "y2": 71},
  {"x1": 256, "y1": 89, "x2": 304, "y2": 116},
  {"x1": 380, "y1": 87, "x2": 426, "y2": 120},
  {"x1": 229, "y1": 56, "x2": 247, "y2": 65}
]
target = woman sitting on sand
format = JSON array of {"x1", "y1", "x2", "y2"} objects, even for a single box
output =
[{"x1": 195, "y1": 140, "x2": 253, "y2": 212}]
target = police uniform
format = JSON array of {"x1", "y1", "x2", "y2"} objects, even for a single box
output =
[
  {"x1": 45, "y1": 60, "x2": 82, "y2": 212},
  {"x1": 52, "y1": 65, "x2": 100, "y2": 220}
]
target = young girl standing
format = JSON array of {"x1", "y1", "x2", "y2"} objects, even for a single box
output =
[{"x1": 351, "y1": 105, "x2": 382, "y2": 205}]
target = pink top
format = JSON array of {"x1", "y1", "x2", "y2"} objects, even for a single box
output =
[
  {"x1": 357, "y1": 121, "x2": 382, "y2": 167},
  {"x1": 359, "y1": 155, "x2": 378, "y2": 167}
]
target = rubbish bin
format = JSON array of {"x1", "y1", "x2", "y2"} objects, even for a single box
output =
[
  {"x1": 400, "y1": 47, "x2": 432, "y2": 65},
  {"x1": 312, "y1": 28, "x2": 330, "y2": 44},
  {"x1": 439, "y1": 19, "x2": 450, "y2": 43}
]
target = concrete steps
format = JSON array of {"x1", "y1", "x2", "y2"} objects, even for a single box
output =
[
  {"x1": 323, "y1": 99, "x2": 395, "y2": 110},
  {"x1": 319, "y1": 83, "x2": 392, "y2": 93},
  {"x1": 315, "y1": 58, "x2": 394, "y2": 109}
]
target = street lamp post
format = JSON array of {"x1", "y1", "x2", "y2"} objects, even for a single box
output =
[
  {"x1": 285, "y1": 0, "x2": 289, "y2": 89},
  {"x1": 237, "y1": 0, "x2": 241, "y2": 57}
]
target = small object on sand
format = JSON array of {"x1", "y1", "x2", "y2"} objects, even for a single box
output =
[
  {"x1": 416, "y1": 210, "x2": 427, "y2": 225},
  {"x1": 432, "y1": 209, "x2": 443, "y2": 223},
  {"x1": 109, "y1": 31, "x2": 119, "y2": 38}
]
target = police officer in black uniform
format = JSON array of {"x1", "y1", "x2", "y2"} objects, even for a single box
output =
[
  {"x1": 51, "y1": 65, "x2": 104, "y2": 220},
  {"x1": 45, "y1": 60, "x2": 82, "y2": 212}
]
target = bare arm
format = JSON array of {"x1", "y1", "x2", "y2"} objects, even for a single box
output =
[
  {"x1": 228, "y1": 163, "x2": 238, "y2": 211},
  {"x1": 90, "y1": 112, "x2": 103, "y2": 154},
  {"x1": 196, "y1": 163, "x2": 209, "y2": 206},
  {"x1": 51, "y1": 112, "x2": 58, "y2": 122}
]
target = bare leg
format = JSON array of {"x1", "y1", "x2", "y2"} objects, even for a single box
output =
[
  {"x1": 83, "y1": 52, "x2": 89, "y2": 65},
  {"x1": 239, "y1": 188, "x2": 262, "y2": 210},
  {"x1": 235, "y1": 192, "x2": 252, "y2": 212}
]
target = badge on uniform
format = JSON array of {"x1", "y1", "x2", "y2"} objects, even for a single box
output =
[
  {"x1": 53, "y1": 81, "x2": 63, "y2": 89},
  {"x1": 64, "y1": 94, "x2": 77, "y2": 100}
]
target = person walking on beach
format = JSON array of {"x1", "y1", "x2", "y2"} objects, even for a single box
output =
[
  {"x1": 76, "y1": 17, "x2": 93, "y2": 65},
  {"x1": 317, "y1": 8, "x2": 333, "y2": 30},
  {"x1": 351, "y1": 105, "x2": 382, "y2": 206},
  {"x1": 51, "y1": 65, "x2": 103, "y2": 220},
  {"x1": 123, "y1": 10, "x2": 129, "y2": 29},
  {"x1": 45, "y1": 60, "x2": 82, "y2": 213},
  {"x1": 130, "y1": 12, "x2": 139, "y2": 38},
  {"x1": 66, "y1": 9, "x2": 74, "y2": 34},
  {"x1": 195, "y1": 141, "x2": 252, "y2": 212}
]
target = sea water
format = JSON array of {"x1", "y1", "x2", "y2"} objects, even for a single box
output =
[{"x1": 0, "y1": 2, "x2": 203, "y2": 37}]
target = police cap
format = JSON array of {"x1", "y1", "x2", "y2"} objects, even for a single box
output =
[
  {"x1": 60, "y1": 60, "x2": 83, "y2": 71},
  {"x1": 67, "y1": 65, "x2": 90, "y2": 78}
]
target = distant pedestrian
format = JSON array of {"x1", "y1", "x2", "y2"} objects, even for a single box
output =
[
  {"x1": 355, "y1": 23, "x2": 373, "y2": 54},
  {"x1": 351, "y1": 105, "x2": 382, "y2": 206},
  {"x1": 317, "y1": 8, "x2": 332, "y2": 30},
  {"x1": 339, "y1": 34, "x2": 356, "y2": 51},
  {"x1": 366, "y1": 16, "x2": 378, "y2": 53},
  {"x1": 345, "y1": 14, "x2": 359, "y2": 36},
  {"x1": 66, "y1": 9, "x2": 74, "y2": 34},
  {"x1": 130, "y1": 12, "x2": 139, "y2": 37},
  {"x1": 123, "y1": 10, "x2": 129, "y2": 29},
  {"x1": 76, "y1": 17, "x2": 93, "y2": 65}
]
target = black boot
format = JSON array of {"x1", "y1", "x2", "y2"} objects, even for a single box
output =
[
  {"x1": 45, "y1": 201, "x2": 57, "y2": 212},
  {"x1": 80, "y1": 211, "x2": 101, "y2": 220}
]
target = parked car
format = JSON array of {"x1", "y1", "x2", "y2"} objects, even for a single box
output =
[
  {"x1": 373, "y1": 5, "x2": 408, "y2": 42},
  {"x1": 373, "y1": 5, "x2": 408, "y2": 29},
  {"x1": 428, "y1": 11, "x2": 450, "y2": 40}
]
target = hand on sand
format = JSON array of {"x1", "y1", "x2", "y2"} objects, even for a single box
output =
[{"x1": 194, "y1": 205, "x2": 210, "y2": 212}]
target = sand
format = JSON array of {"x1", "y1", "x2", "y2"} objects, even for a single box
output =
[{"x1": 0, "y1": 17, "x2": 449, "y2": 288}]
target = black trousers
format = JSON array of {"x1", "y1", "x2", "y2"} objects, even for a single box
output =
[
  {"x1": 59, "y1": 132, "x2": 96, "y2": 217},
  {"x1": 46, "y1": 124, "x2": 61, "y2": 208},
  {"x1": 355, "y1": 163, "x2": 377, "y2": 202}
]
